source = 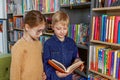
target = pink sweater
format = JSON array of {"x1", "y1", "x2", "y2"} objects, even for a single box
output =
[{"x1": 10, "y1": 38, "x2": 43, "y2": 80}]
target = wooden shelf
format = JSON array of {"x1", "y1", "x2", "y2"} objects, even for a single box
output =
[
  {"x1": 13, "y1": 14, "x2": 23, "y2": 17},
  {"x1": 42, "y1": 12, "x2": 56, "y2": 15},
  {"x1": 75, "y1": 69, "x2": 87, "y2": 78},
  {"x1": 90, "y1": 40, "x2": 120, "y2": 47},
  {"x1": 89, "y1": 69, "x2": 116, "y2": 80},
  {"x1": 14, "y1": 28, "x2": 24, "y2": 31},
  {"x1": 60, "y1": 2, "x2": 91, "y2": 8},
  {"x1": 8, "y1": 28, "x2": 24, "y2": 32},
  {"x1": 43, "y1": 32, "x2": 54, "y2": 36},
  {"x1": 92, "y1": 6, "x2": 120, "y2": 11},
  {"x1": 77, "y1": 44, "x2": 88, "y2": 50},
  {"x1": 8, "y1": 41, "x2": 16, "y2": 44}
]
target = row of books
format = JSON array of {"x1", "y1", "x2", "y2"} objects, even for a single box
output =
[
  {"x1": 8, "y1": 16, "x2": 23, "y2": 31},
  {"x1": 94, "y1": 0, "x2": 120, "y2": 8},
  {"x1": 24, "y1": 0, "x2": 60, "y2": 13},
  {"x1": 40, "y1": 35, "x2": 51, "y2": 45},
  {"x1": 89, "y1": 45, "x2": 120, "y2": 79},
  {"x1": 7, "y1": 0, "x2": 60, "y2": 15},
  {"x1": 68, "y1": 23, "x2": 89, "y2": 45},
  {"x1": 8, "y1": 31, "x2": 23, "y2": 42},
  {"x1": 60, "y1": 0, "x2": 89, "y2": 6},
  {"x1": 92, "y1": 15, "x2": 120, "y2": 44},
  {"x1": 88, "y1": 73, "x2": 109, "y2": 80}
]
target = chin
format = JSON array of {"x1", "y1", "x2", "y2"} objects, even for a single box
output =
[
  {"x1": 59, "y1": 36, "x2": 65, "y2": 39},
  {"x1": 33, "y1": 38, "x2": 39, "y2": 41}
]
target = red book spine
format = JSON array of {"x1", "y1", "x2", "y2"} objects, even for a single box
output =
[{"x1": 113, "y1": 16, "x2": 120, "y2": 43}]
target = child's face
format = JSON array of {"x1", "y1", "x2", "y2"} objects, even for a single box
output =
[
  {"x1": 53, "y1": 22, "x2": 68, "y2": 41},
  {"x1": 26, "y1": 24, "x2": 45, "y2": 40}
]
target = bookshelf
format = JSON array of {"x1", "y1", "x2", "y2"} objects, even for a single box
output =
[
  {"x1": 6, "y1": 0, "x2": 60, "y2": 52},
  {"x1": 89, "y1": 70, "x2": 116, "y2": 80},
  {"x1": 89, "y1": 0, "x2": 120, "y2": 80},
  {"x1": 60, "y1": 0, "x2": 91, "y2": 78}
]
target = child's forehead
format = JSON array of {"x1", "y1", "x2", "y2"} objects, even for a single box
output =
[{"x1": 56, "y1": 21, "x2": 68, "y2": 26}]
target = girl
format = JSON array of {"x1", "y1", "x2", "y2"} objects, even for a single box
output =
[{"x1": 10, "y1": 10, "x2": 46, "y2": 80}]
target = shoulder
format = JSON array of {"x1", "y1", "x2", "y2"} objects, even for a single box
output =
[
  {"x1": 44, "y1": 36, "x2": 54, "y2": 45},
  {"x1": 66, "y1": 37, "x2": 75, "y2": 44},
  {"x1": 66, "y1": 37, "x2": 74, "y2": 41},
  {"x1": 11, "y1": 38, "x2": 24, "y2": 53}
]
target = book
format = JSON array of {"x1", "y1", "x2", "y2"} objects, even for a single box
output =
[{"x1": 48, "y1": 59, "x2": 84, "y2": 73}]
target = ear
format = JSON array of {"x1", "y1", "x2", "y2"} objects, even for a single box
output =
[
  {"x1": 25, "y1": 24, "x2": 30, "y2": 31},
  {"x1": 51, "y1": 24, "x2": 54, "y2": 30}
]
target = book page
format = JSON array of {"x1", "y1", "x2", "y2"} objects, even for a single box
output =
[
  {"x1": 66, "y1": 60, "x2": 83, "y2": 73},
  {"x1": 52, "y1": 59, "x2": 66, "y2": 71}
]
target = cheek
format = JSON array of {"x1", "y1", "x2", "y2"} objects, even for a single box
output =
[
  {"x1": 54, "y1": 29, "x2": 60, "y2": 34},
  {"x1": 64, "y1": 30, "x2": 68, "y2": 33}
]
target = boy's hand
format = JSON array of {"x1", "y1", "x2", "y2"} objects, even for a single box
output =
[
  {"x1": 42, "y1": 72, "x2": 46, "y2": 80},
  {"x1": 78, "y1": 63, "x2": 84, "y2": 71},
  {"x1": 56, "y1": 71, "x2": 72, "y2": 78},
  {"x1": 74, "y1": 58, "x2": 84, "y2": 71}
]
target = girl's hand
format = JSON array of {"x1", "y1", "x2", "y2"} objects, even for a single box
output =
[
  {"x1": 42, "y1": 72, "x2": 46, "y2": 80},
  {"x1": 56, "y1": 71, "x2": 72, "y2": 78}
]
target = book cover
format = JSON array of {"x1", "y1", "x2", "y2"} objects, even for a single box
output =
[
  {"x1": 111, "y1": 51, "x2": 115, "y2": 76},
  {"x1": 110, "y1": 16, "x2": 115, "y2": 43},
  {"x1": 48, "y1": 59, "x2": 84, "y2": 73},
  {"x1": 113, "y1": 51, "x2": 118, "y2": 78}
]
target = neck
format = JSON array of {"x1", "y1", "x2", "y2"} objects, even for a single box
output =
[
  {"x1": 57, "y1": 37, "x2": 65, "y2": 42},
  {"x1": 23, "y1": 31, "x2": 36, "y2": 42}
]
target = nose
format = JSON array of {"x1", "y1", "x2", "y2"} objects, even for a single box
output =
[
  {"x1": 61, "y1": 29, "x2": 64, "y2": 33},
  {"x1": 39, "y1": 32, "x2": 43, "y2": 36}
]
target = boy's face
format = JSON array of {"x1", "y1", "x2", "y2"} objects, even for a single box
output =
[
  {"x1": 26, "y1": 24, "x2": 45, "y2": 40},
  {"x1": 53, "y1": 22, "x2": 68, "y2": 41}
]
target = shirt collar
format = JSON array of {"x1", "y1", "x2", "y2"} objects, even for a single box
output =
[{"x1": 53, "y1": 35, "x2": 68, "y2": 43}]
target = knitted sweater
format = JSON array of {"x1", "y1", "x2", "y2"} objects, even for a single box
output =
[{"x1": 10, "y1": 38, "x2": 43, "y2": 80}]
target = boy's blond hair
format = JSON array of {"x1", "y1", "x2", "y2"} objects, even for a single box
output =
[{"x1": 52, "y1": 11, "x2": 69, "y2": 26}]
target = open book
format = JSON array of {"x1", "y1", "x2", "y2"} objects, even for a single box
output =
[{"x1": 48, "y1": 59, "x2": 84, "y2": 73}]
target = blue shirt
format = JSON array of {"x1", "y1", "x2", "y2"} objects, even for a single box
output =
[{"x1": 43, "y1": 35, "x2": 78, "y2": 80}]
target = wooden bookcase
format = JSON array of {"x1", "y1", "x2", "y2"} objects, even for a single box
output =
[
  {"x1": 89, "y1": 0, "x2": 120, "y2": 80},
  {"x1": 7, "y1": 14, "x2": 24, "y2": 52}
]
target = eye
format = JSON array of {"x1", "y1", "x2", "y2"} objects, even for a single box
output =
[
  {"x1": 56, "y1": 27, "x2": 61, "y2": 30},
  {"x1": 63, "y1": 27, "x2": 67, "y2": 30},
  {"x1": 37, "y1": 30, "x2": 42, "y2": 33}
]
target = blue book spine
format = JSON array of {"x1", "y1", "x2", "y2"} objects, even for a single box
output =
[
  {"x1": 118, "y1": 21, "x2": 120, "y2": 44},
  {"x1": 101, "y1": 15, "x2": 104, "y2": 41},
  {"x1": 103, "y1": 15, "x2": 107, "y2": 42},
  {"x1": 111, "y1": 51, "x2": 114, "y2": 76},
  {"x1": 116, "y1": 53, "x2": 119, "y2": 79}
]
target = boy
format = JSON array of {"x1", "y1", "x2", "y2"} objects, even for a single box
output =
[{"x1": 43, "y1": 11, "x2": 84, "y2": 80}]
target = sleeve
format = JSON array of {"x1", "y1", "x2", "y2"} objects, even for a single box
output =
[
  {"x1": 43, "y1": 42, "x2": 59, "y2": 80},
  {"x1": 10, "y1": 46, "x2": 23, "y2": 80},
  {"x1": 72, "y1": 41, "x2": 78, "y2": 61}
]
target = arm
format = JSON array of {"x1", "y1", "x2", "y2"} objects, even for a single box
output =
[
  {"x1": 10, "y1": 46, "x2": 23, "y2": 80},
  {"x1": 43, "y1": 42, "x2": 59, "y2": 79},
  {"x1": 72, "y1": 41, "x2": 78, "y2": 61}
]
